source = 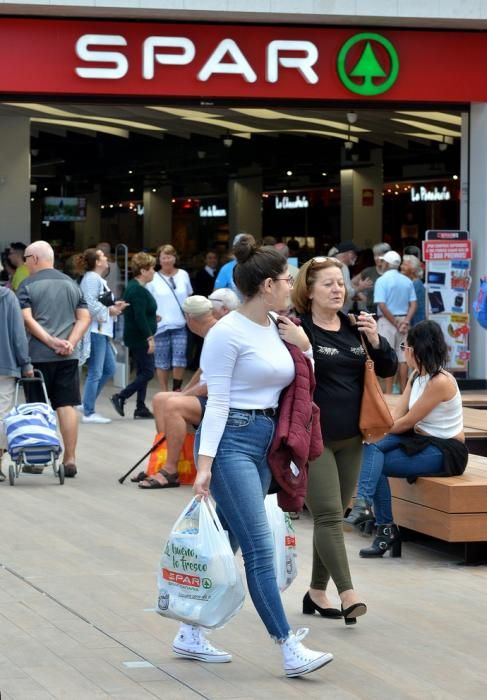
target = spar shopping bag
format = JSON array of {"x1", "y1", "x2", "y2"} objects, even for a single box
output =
[
  {"x1": 157, "y1": 498, "x2": 245, "y2": 628},
  {"x1": 265, "y1": 494, "x2": 298, "y2": 592},
  {"x1": 147, "y1": 432, "x2": 196, "y2": 484}
]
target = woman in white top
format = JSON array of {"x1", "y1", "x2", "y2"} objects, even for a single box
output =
[
  {"x1": 78, "y1": 248, "x2": 127, "y2": 423},
  {"x1": 146, "y1": 244, "x2": 192, "y2": 391},
  {"x1": 346, "y1": 320, "x2": 467, "y2": 557},
  {"x1": 171, "y1": 237, "x2": 333, "y2": 678}
]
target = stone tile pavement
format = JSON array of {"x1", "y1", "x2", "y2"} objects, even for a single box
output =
[{"x1": 0, "y1": 387, "x2": 486, "y2": 699}]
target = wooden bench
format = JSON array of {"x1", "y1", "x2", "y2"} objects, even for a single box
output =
[
  {"x1": 390, "y1": 454, "x2": 487, "y2": 563},
  {"x1": 460, "y1": 390, "x2": 487, "y2": 408}
]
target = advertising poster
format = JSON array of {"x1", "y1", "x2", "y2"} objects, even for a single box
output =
[{"x1": 423, "y1": 231, "x2": 471, "y2": 370}]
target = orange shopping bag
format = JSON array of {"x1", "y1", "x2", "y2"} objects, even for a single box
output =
[{"x1": 146, "y1": 432, "x2": 196, "y2": 485}]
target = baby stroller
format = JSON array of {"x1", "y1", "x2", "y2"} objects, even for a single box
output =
[{"x1": 4, "y1": 370, "x2": 64, "y2": 485}]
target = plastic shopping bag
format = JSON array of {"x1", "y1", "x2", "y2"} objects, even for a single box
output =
[
  {"x1": 265, "y1": 494, "x2": 298, "y2": 592},
  {"x1": 157, "y1": 498, "x2": 245, "y2": 628}
]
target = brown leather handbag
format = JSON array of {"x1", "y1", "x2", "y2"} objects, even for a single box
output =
[{"x1": 358, "y1": 335, "x2": 394, "y2": 443}]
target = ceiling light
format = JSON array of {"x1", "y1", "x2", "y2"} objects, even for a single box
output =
[
  {"x1": 322, "y1": 172, "x2": 327, "y2": 176},
  {"x1": 346, "y1": 111, "x2": 358, "y2": 124},
  {"x1": 222, "y1": 135, "x2": 233, "y2": 148},
  {"x1": 344, "y1": 140, "x2": 354, "y2": 150},
  {"x1": 129, "y1": 187, "x2": 134, "y2": 193},
  {"x1": 286, "y1": 170, "x2": 293, "y2": 176},
  {"x1": 152, "y1": 188, "x2": 157, "y2": 193},
  {"x1": 128, "y1": 170, "x2": 133, "y2": 174},
  {"x1": 453, "y1": 175, "x2": 459, "y2": 180},
  {"x1": 197, "y1": 150, "x2": 206, "y2": 159},
  {"x1": 43, "y1": 187, "x2": 48, "y2": 191},
  {"x1": 438, "y1": 135, "x2": 453, "y2": 152}
]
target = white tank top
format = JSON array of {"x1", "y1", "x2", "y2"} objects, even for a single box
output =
[{"x1": 409, "y1": 372, "x2": 463, "y2": 439}]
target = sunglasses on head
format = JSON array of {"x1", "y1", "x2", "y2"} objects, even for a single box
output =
[
  {"x1": 309, "y1": 256, "x2": 342, "y2": 266},
  {"x1": 399, "y1": 342, "x2": 412, "y2": 351}
]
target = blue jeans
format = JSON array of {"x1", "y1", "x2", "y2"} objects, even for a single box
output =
[
  {"x1": 83, "y1": 333, "x2": 116, "y2": 416},
  {"x1": 195, "y1": 409, "x2": 290, "y2": 640},
  {"x1": 356, "y1": 434, "x2": 444, "y2": 525},
  {"x1": 119, "y1": 346, "x2": 155, "y2": 409}
]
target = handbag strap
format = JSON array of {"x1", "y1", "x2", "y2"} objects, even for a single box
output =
[
  {"x1": 348, "y1": 313, "x2": 372, "y2": 361},
  {"x1": 158, "y1": 271, "x2": 185, "y2": 320}
]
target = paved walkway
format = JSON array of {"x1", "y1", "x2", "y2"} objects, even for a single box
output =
[{"x1": 0, "y1": 387, "x2": 486, "y2": 699}]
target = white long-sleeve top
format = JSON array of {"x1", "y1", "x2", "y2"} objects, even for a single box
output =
[{"x1": 198, "y1": 310, "x2": 296, "y2": 458}]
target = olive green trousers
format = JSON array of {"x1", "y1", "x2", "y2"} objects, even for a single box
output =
[{"x1": 306, "y1": 435, "x2": 363, "y2": 594}]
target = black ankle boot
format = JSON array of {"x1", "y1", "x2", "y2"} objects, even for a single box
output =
[
  {"x1": 343, "y1": 497, "x2": 374, "y2": 527},
  {"x1": 359, "y1": 524, "x2": 401, "y2": 558}
]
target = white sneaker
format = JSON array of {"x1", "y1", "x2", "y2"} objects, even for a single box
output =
[
  {"x1": 81, "y1": 413, "x2": 112, "y2": 424},
  {"x1": 172, "y1": 624, "x2": 232, "y2": 663},
  {"x1": 281, "y1": 628, "x2": 333, "y2": 678}
]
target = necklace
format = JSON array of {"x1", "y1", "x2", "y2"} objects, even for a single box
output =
[{"x1": 312, "y1": 313, "x2": 340, "y2": 331}]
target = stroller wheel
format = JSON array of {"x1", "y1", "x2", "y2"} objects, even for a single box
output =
[
  {"x1": 58, "y1": 462, "x2": 65, "y2": 485},
  {"x1": 8, "y1": 464, "x2": 15, "y2": 486}
]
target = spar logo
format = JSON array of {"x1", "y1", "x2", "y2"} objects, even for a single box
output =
[
  {"x1": 337, "y1": 33, "x2": 399, "y2": 96},
  {"x1": 285, "y1": 536, "x2": 296, "y2": 547},
  {"x1": 163, "y1": 568, "x2": 200, "y2": 588}
]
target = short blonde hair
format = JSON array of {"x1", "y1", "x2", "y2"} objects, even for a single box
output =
[
  {"x1": 131, "y1": 252, "x2": 155, "y2": 276},
  {"x1": 291, "y1": 257, "x2": 346, "y2": 314},
  {"x1": 157, "y1": 244, "x2": 177, "y2": 258}
]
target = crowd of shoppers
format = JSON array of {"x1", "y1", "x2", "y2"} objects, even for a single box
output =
[{"x1": 0, "y1": 233, "x2": 467, "y2": 681}]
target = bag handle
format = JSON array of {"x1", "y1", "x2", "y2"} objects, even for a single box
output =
[{"x1": 200, "y1": 498, "x2": 237, "y2": 585}]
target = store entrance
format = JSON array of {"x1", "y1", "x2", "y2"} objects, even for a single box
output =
[{"x1": 11, "y1": 102, "x2": 461, "y2": 265}]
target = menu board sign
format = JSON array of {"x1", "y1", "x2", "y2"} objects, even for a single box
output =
[{"x1": 423, "y1": 230, "x2": 471, "y2": 370}]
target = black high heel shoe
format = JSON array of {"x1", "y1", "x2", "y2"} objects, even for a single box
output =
[
  {"x1": 302, "y1": 592, "x2": 342, "y2": 619},
  {"x1": 341, "y1": 602, "x2": 367, "y2": 626}
]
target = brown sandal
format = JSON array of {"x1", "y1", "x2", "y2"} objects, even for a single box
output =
[{"x1": 138, "y1": 469, "x2": 180, "y2": 489}]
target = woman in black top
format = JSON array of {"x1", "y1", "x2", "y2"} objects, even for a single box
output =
[{"x1": 292, "y1": 257, "x2": 397, "y2": 625}]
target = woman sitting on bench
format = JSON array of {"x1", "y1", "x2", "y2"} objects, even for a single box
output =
[{"x1": 345, "y1": 320, "x2": 468, "y2": 558}]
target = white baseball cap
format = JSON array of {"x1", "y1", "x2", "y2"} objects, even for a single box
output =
[
  {"x1": 379, "y1": 251, "x2": 401, "y2": 266},
  {"x1": 183, "y1": 295, "x2": 213, "y2": 316}
]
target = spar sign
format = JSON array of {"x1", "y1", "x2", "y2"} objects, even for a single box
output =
[{"x1": 1, "y1": 19, "x2": 487, "y2": 101}]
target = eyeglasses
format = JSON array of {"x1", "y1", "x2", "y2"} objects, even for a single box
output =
[
  {"x1": 399, "y1": 342, "x2": 412, "y2": 351},
  {"x1": 23, "y1": 254, "x2": 34, "y2": 262},
  {"x1": 275, "y1": 276, "x2": 294, "y2": 288}
]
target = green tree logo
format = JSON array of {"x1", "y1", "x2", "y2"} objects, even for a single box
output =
[{"x1": 337, "y1": 33, "x2": 399, "y2": 96}]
